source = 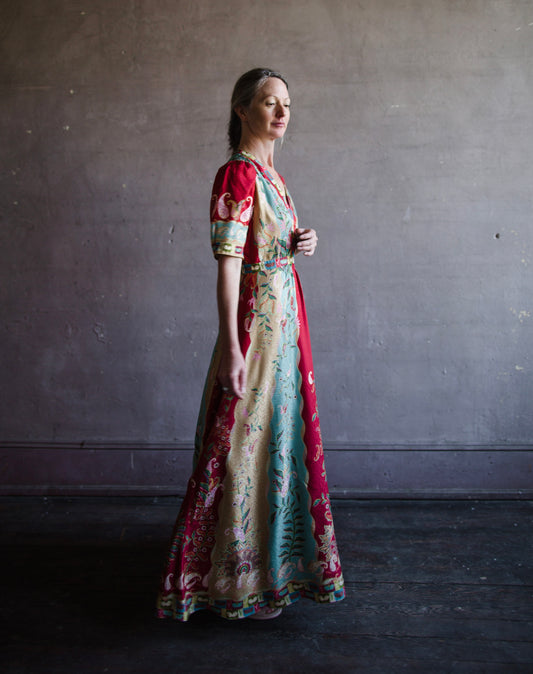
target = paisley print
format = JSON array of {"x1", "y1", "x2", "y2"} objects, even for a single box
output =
[{"x1": 157, "y1": 152, "x2": 345, "y2": 621}]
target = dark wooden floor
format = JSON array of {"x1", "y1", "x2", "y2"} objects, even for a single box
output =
[{"x1": 1, "y1": 497, "x2": 532, "y2": 673}]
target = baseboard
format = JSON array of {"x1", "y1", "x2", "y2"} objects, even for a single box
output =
[
  {"x1": 1, "y1": 485, "x2": 531, "y2": 500},
  {"x1": 1, "y1": 442, "x2": 532, "y2": 499}
]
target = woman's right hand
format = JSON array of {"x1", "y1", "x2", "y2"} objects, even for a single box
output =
[{"x1": 217, "y1": 348, "x2": 247, "y2": 399}]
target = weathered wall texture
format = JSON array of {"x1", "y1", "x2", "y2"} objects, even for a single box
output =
[{"x1": 1, "y1": 0, "x2": 532, "y2": 496}]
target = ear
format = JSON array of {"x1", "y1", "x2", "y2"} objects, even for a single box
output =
[{"x1": 235, "y1": 105, "x2": 247, "y2": 122}]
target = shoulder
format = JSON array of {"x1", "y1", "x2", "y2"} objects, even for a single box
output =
[{"x1": 214, "y1": 156, "x2": 257, "y2": 187}]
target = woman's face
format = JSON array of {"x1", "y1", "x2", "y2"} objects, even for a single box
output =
[{"x1": 239, "y1": 77, "x2": 291, "y2": 143}]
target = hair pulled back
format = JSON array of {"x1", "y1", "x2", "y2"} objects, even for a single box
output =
[{"x1": 228, "y1": 68, "x2": 289, "y2": 154}]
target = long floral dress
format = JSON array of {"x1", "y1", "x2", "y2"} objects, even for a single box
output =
[{"x1": 157, "y1": 151, "x2": 345, "y2": 621}]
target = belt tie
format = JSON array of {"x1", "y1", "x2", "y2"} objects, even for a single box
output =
[{"x1": 242, "y1": 256, "x2": 294, "y2": 274}]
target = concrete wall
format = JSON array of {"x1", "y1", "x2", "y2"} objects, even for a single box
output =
[{"x1": 1, "y1": 0, "x2": 532, "y2": 496}]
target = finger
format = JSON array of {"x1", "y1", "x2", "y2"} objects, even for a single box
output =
[
  {"x1": 218, "y1": 372, "x2": 236, "y2": 396},
  {"x1": 228, "y1": 375, "x2": 238, "y2": 398},
  {"x1": 230, "y1": 368, "x2": 246, "y2": 399},
  {"x1": 236, "y1": 369, "x2": 246, "y2": 399},
  {"x1": 298, "y1": 232, "x2": 318, "y2": 246}
]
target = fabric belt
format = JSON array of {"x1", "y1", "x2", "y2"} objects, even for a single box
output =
[{"x1": 241, "y1": 256, "x2": 294, "y2": 274}]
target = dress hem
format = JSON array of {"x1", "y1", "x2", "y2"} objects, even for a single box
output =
[{"x1": 157, "y1": 578, "x2": 345, "y2": 622}]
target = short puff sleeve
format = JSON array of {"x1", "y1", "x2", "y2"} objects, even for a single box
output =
[{"x1": 210, "y1": 160, "x2": 256, "y2": 259}]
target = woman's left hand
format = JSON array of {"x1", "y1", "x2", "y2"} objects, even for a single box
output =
[{"x1": 294, "y1": 228, "x2": 318, "y2": 256}]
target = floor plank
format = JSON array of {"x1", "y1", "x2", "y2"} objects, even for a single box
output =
[{"x1": 1, "y1": 497, "x2": 532, "y2": 673}]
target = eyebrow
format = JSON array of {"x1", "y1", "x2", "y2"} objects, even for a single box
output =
[{"x1": 263, "y1": 94, "x2": 291, "y2": 103}]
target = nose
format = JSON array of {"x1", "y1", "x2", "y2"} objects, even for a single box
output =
[{"x1": 275, "y1": 102, "x2": 286, "y2": 117}]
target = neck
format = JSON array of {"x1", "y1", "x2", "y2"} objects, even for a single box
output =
[{"x1": 238, "y1": 138, "x2": 276, "y2": 169}]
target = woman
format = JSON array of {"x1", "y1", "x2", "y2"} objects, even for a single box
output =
[{"x1": 157, "y1": 68, "x2": 345, "y2": 621}]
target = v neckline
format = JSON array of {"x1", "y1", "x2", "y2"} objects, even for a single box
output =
[{"x1": 237, "y1": 150, "x2": 290, "y2": 208}]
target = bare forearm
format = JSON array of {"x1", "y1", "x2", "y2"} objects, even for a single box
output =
[
  {"x1": 217, "y1": 255, "x2": 242, "y2": 351},
  {"x1": 216, "y1": 255, "x2": 247, "y2": 398}
]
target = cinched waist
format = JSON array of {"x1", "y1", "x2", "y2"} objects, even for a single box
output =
[{"x1": 241, "y1": 256, "x2": 294, "y2": 274}]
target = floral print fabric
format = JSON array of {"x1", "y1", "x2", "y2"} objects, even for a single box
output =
[{"x1": 157, "y1": 153, "x2": 345, "y2": 621}]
